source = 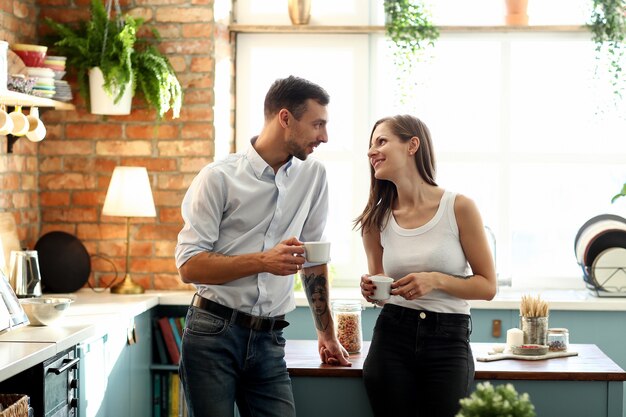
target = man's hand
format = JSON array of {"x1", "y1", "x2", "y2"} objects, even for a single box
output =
[
  {"x1": 261, "y1": 237, "x2": 305, "y2": 276},
  {"x1": 318, "y1": 338, "x2": 352, "y2": 366}
]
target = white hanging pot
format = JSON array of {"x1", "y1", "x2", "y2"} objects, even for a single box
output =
[{"x1": 88, "y1": 67, "x2": 132, "y2": 115}]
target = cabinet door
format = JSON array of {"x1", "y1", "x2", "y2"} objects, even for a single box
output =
[
  {"x1": 129, "y1": 311, "x2": 152, "y2": 417},
  {"x1": 78, "y1": 335, "x2": 109, "y2": 417}
]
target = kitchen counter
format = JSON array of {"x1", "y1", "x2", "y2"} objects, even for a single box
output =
[
  {"x1": 286, "y1": 340, "x2": 626, "y2": 417},
  {"x1": 285, "y1": 340, "x2": 626, "y2": 381}
]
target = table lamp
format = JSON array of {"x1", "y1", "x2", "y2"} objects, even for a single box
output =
[{"x1": 102, "y1": 166, "x2": 156, "y2": 294}]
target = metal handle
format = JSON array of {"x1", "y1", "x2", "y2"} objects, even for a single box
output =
[{"x1": 47, "y1": 357, "x2": 80, "y2": 375}]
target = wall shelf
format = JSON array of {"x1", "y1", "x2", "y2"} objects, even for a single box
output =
[
  {"x1": 229, "y1": 24, "x2": 589, "y2": 34},
  {"x1": 0, "y1": 91, "x2": 75, "y2": 153},
  {"x1": 0, "y1": 90, "x2": 75, "y2": 111}
]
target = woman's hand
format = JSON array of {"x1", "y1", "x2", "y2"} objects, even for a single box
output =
[
  {"x1": 359, "y1": 274, "x2": 380, "y2": 304},
  {"x1": 392, "y1": 272, "x2": 439, "y2": 300}
]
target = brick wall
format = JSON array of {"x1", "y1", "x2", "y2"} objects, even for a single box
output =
[
  {"x1": 0, "y1": 0, "x2": 42, "y2": 249},
  {"x1": 1, "y1": 0, "x2": 218, "y2": 291}
]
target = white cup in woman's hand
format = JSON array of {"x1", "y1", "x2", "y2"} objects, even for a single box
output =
[{"x1": 370, "y1": 275, "x2": 394, "y2": 300}]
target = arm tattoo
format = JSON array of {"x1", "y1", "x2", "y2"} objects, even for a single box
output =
[{"x1": 300, "y1": 271, "x2": 331, "y2": 332}]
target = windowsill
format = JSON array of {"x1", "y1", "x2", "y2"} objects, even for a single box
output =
[
  {"x1": 296, "y1": 285, "x2": 626, "y2": 311},
  {"x1": 229, "y1": 24, "x2": 588, "y2": 34}
]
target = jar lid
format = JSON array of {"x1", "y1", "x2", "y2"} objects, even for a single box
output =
[
  {"x1": 548, "y1": 328, "x2": 568, "y2": 333},
  {"x1": 331, "y1": 299, "x2": 363, "y2": 311}
]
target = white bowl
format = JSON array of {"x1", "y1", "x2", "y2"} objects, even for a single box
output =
[{"x1": 19, "y1": 297, "x2": 73, "y2": 326}]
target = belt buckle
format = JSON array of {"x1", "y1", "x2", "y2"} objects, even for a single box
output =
[{"x1": 249, "y1": 315, "x2": 266, "y2": 331}]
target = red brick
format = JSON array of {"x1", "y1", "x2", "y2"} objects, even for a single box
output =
[
  {"x1": 158, "y1": 138, "x2": 212, "y2": 156},
  {"x1": 72, "y1": 191, "x2": 106, "y2": 206},
  {"x1": 154, "y1": 274, "x2": 193, "y2": 290},
  {"x1": 157, "y1": 173, "x2": 195, "y2": 190},
  {"x1": 182, "y1": 23, "x2": 213, "y2": 38},
  {"x1": 42, "y1": 208, "x2": 99, "y2": 222},
  {"x1": 96, "y1": 140, "x2": 152, "y2": 156},
  {"x1": 179, "y1": 88, "x2": 213, "y2": 105},
  {"x1": 178, "y1": 157, "x2": 212, "y2": 173},
  {"x1": 179, "y1": 106, "x2": 213, "y2": 122},
  {"x1": 156, "y1": 7, "x2": 213, "y2": 23},
  {"x1": 39, "y1": 173, "x2": 95, "y2": 190},
  {"x1": 131, "y1": 258, "x2": 177, "y2": 273},
  {"x1": 159, "y1": 207, "x2": 182, "y2": 224},
  {"x1": 190, "y1": 56, "x2": 214, "y2": 72},
  {"x1": 122, "y1": 158, "x2": 177, "y2": 172},
  {"x1": 39, "y1": 140, "x2": 93, "y2": 155},
  {"x1": 39, "y1": 224, "x2": 76, "y2": 236},
  {"x1": 66, "y1": 124, "x2": 124, "y2": 140},
  {"x1": 161, "y1": 39, "x2": 212, "y2": 55},
  {"x1": 155, "y1": 240, "x2": 177, "y2": 257},
  {"x1": 153, "y1": 190, "x2": 185, "y2": 207},
  {"x1": 77, "y1": 224, "x2": 126, "y2": 240},
  {"x1": 40, "y1": 192, "x2": 71, "y2": 207},
  {"x1": 126, "y1": 124, "x2": 179, "y2": 139},
  {"x1": 135, "y1": 224, "x2": 180, "y2": 240},
  {"x1": 39, "y1": 157, "x2": 63, "y2": 172}
]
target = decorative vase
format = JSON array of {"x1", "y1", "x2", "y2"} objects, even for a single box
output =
[
  {"x1": 520, "y1": 316, "x2": 548, "y2": 345},
  {"x1": 505, "y1": 0, "x2": 529, "y2": 25},
  {"x1": 288, "y1": 0, "x2": 311, "y2": 25},
  {"x1": 88, "y1": 67, "x2": 133, "y2": 115}
]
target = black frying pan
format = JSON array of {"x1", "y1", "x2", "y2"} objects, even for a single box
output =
[{"x1": 34, "y1": 231, "x2": 91, "y2": 293}]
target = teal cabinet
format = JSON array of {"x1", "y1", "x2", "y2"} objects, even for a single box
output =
[{"x1": 79, "y1": 310, "x2": 152, "y2": 417}]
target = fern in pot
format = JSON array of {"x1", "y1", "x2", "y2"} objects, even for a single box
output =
[{"x1": 45, "y1": 0, "x2": 181, "y2": 118}]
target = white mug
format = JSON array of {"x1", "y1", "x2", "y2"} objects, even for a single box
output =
[
  {"x1": 0, "y1": 104, "x2": 14, "y2": 135},
  {"x1": 26, "y1": 106, "x2": 46, "y2": 142},
  {"x1": 369, "y1": 275, "x2": 394, "y2": 300},
  {"x1": 9, "y1": 105, "x2": 29, "y2": 136},
  {"x1": 303, "y1": 241, "x2": 331, "y2": 263}
]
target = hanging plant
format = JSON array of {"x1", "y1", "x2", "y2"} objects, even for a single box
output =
[
  {"x1": 588, "y1": 0, "x2": 626, "y2": 100},
  {"x1": 383, "y1": 0, "x2": 439, "y2": 102},
  {"x1": 45, "y1": 0, "x2": 182, "y2": 119}
]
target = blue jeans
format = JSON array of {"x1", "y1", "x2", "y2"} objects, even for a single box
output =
[
  {"x1": 363, "y1": 304, "x2": 474, "y2": 417},
  {"x1": 179, "y1": 305, "x2": 296, "y2": 417}
]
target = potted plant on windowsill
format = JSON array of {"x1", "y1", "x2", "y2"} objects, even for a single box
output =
[
  {"x1": 588, "y1": 0, "x2": 626, "y2": 100},
  {"x1": 383, "y1": 0, "x2": 439, "y2": 102},
  {"x1": 45, "y1": 0, "x2": 182, "y2": 119}
]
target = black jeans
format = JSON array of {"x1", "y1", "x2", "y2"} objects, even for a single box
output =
[{"x1": 363, "y1": 304, "x2": 474, "y2": 417}]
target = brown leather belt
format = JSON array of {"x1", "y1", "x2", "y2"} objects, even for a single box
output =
[{"x1": 191, "y1": 294, "x2": 289, "y2": 331}]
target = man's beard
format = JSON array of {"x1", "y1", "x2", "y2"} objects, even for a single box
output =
[{"x1": 286, "y1": 135, "x2": 309, "y2": 161}]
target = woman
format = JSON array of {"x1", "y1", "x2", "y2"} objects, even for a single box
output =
[{"x1": 354, "y1": 115, "x2": 496, "y2": 417}]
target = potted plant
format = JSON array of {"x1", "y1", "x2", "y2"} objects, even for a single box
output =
[
  {"x1": 456, "y1": 382, "x2": 536, "y2": 417},
  {"x1": 45, "y1": 0, "x2": 182, "y2": 119},
  {"x1": 383, "y1": 0, "x2": 439, "y2": 101},
  {"x1": 588, "y1": 0, "x2": 626, "y2": 99}
]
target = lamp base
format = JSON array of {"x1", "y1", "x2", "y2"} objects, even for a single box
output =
[{"x1": 111, "y1": 274, "x2": 145, "y2": 294}]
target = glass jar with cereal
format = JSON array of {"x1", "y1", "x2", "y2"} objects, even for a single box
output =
[{"x1": 332, "y1": 299, "x2": 363, "y2": 353}]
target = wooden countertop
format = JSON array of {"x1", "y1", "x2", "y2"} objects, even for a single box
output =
[{"x1": 286, "y1": 341, "x2": 626, "y2": 381}]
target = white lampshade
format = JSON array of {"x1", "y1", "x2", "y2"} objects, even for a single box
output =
[{"x1": 102, "y1": 167, "x2": 156, "y2": 218}]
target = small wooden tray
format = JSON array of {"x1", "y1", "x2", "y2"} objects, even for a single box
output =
[{"x1": 477, "y1": 350, "x2": 578, "y2": 362}]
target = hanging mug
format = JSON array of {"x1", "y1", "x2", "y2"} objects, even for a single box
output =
[
  {"x1": 26, "y1": 106, "x2": 46, "y2": 142},
  {"x1": 0, "y1": 104, "x2": 14, "y2": 135},
  {"x1": 9, "y1": 105, "x2": 29, "y2": 136}
]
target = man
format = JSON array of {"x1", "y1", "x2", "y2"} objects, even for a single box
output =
[{"x1": 175, "y1": 75, "x2": 350, "y2": 417}]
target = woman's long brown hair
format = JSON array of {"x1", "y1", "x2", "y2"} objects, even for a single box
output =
[{"x1": 354, "y1": 114, "x2": 437, "y2": 234}]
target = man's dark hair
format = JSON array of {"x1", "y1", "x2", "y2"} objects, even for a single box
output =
[{"x1": 264, "y1": 75, "x2": 330, "y2": 120}]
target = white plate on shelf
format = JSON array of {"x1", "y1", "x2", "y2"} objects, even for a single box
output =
[{"x1": 592, "y1": 247, "x2": 626, "y2": 293}]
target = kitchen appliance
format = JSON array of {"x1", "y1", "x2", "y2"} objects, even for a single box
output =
[
  {"x1": 9, "y1": 250, "x2": 42, "y2": 298},
  {"x1": 0, "y1": 347, "x2": 79, "y2": 417}
]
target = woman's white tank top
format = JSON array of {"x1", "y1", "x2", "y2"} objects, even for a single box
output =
[{"x1": 381, "y1": 190, "x2": 471, "y2": 314}]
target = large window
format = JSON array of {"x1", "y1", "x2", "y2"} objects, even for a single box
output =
[{"x1": 233, "y1": 0, "x2": 626, "y2": 289}]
